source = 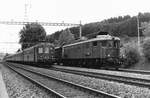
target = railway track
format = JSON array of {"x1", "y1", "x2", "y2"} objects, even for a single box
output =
[
  {"x1": 118, "y1": 68, "x2": 150, "y2": 75},
  {"x1": 5, "y1": 64, "x2": 66, "y2": 98},
  {"x1": 51, "y1": 66, "x2": 150, "y2": 88},
  {"x1": 5, "y1": 63, "x2": 120, "y2": 98}
]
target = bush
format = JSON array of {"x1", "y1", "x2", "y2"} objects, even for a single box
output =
[
  {"x1": 121, "y1": 43, "x2": 141, "y2": 68},
  {"x1": 143, "y1": 38, "x2": 150, "y2": 61}
]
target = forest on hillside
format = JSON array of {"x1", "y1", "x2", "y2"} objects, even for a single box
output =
[{"x1": 46, "y1": 12, "x2": 150, "y2": 44}]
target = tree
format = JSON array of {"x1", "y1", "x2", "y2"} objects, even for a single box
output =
[
  {"x1": 16, "y1": 49, "x2": 21, "y2": 52},
  {"x1": 58, "y1": 29, "x2": 75, "y2": 46},
  {"x1": 19, "y1": 23, "x2": 46, "y2": 50},
  {"x1": 141, "y1": 22, "x2": 150, "y2": 36},
  {"x1": 121, "y1": 43, "x2": 140, "y2": 68},
  {"x1": 143, "y1": 38, "x2": 150, "y2": 61},
  {"x1": 47, "y1": 12, "x2": 150, "y2": 42}
]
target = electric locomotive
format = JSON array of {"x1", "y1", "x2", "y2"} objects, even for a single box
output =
[
  {"x1": 4, "y1": 43, "x2": 55, "y2": 67},
  {"x1": 4, "y1": 32, "x2": 121, "y2": 69},
  {"x1": 55, "y1": 33, "x2": 121, "y2": 69}
]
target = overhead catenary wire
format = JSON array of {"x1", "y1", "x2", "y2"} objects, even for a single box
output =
[{"x1": 0, "y1": 42, "x2": 46, "y2": 44}]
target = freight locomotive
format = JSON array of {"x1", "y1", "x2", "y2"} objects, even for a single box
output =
[{"x1": 3, "y1": 32, "x2": 121, "y2": 69}]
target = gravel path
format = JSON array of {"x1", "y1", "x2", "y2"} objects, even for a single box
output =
[{"x1": 1, "y1": 64, "x2": 55, "y2": 98}]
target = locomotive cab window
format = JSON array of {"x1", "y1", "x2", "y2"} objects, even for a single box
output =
[
  {"x1": 45, "y1": 47, "x2": 49, "y2": 53},
  {"x1": 101, "y1": 40, "x2": 107, "y2": 47},
  {"x1": 108, "y1": 41, "x2": 113, "y2": 47},
  {"x1": 93, "y1": 41, "x2": 97, "y2": 46},
  {"x1": 38, "y1": 47, "x2": 43, "y2": 53},
  {"x1": 114, "y1": 41, "x2": 119, "y2": 48}
]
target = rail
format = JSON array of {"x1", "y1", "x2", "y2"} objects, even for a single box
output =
[
  {"x1": 5, "y1": 62, "x2": 120, "y2": 98},
  {"x1": 51, "y1": 66, "x2": 150, "y2": 88},
  {"x1": 5, "y1": 63, "x2": 66, "y2": 98}
]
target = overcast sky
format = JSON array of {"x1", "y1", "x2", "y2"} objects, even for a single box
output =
[{"x1": 0, "y1": 0, "x2": 150, "y2": 53}]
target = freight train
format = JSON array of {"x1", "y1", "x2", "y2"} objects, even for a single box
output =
[{"x1": 3, "y1": 32, "x2": 122, "y2": 69}]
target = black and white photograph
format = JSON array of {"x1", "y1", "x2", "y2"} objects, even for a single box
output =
[{"x1": 0, "y1": 0, "x2": 150, "y2": 98}]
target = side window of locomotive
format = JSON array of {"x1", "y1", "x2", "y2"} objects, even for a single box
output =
[
  {"x1": 101, "y1": 40, "x2": 107, "y2": 47},
  {"x1": 86, "y1": 43, "x2": 89, "y2": 48},
  {"x1": 50, "y1": 47, "x2": 54, "y2": 54},
  {"x1": 93, "y1": 41, "x2": 97, "y2": 47},
  {"x1": 38, "y1": 47, "x2": 43, "y2": 53},
  {"x1": 108, "y1": 41, "x2": 113, "y2": 47},
  {"x1": 114, "y1": 41, "x2": 118, "y2": 48},
  {"x1": 45, "y1": 47, "x2": 49, "y2": 53}
]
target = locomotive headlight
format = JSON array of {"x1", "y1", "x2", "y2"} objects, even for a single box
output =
[
  {"x1": 122, "y1": 54, "x2": 125, "y2": 58},
  {"x1": 107, "y1": 54, "x2": 110, "y2": 57}
]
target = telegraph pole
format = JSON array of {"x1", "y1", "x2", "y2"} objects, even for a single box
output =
[
  {"x1": 137, "y1": 15, "x2": 140, "y2": 51},
  {"x1": 24, "y1": 0, "x2": 31, "y2": 21},
  {"x1": 79, "y1": 21, "x2": 82, "y2": 39}
]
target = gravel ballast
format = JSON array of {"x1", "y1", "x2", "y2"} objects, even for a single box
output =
[
  {"x1": 13, "y1": 67, "x2": 101, "y2": 98},
  {"x1": 1, "y1": 65, "x2": 55, "y2": 98},
  {"x1": 27, "y1": 65, "x2": 150, "y2": 98},
  {"x1": 54, "y1": 65, "x2": 150, "y2": 80}
]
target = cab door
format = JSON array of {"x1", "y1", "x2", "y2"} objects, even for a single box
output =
[
  {"x1": 92, "y1": 41, "x2": 100, "y2": 58},
  {"x1": 37, "y1": 46, "x2": 44, "y2": 62},
  {"x1": 83, "y1": 42, "x2": 92, "y2": 59},
  {"x1": 100, "y1": 40, "x2": 107, "y2": 59},
  {"x1": 113, "y1": 40, "x2": 120, "y2": 57},
  {"x1": 34, "y1": 47, "x2": 37, "y2": 62}
]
